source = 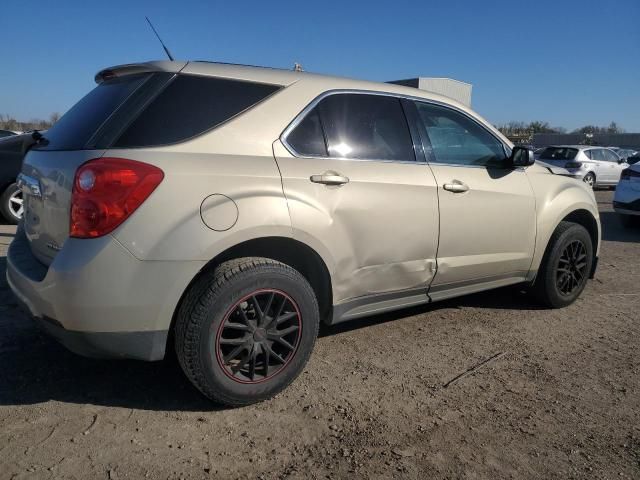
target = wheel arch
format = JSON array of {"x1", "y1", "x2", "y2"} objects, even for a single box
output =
[
  {"x1": 561, "y1": 209, "x2": 599, "y2": 258},
  {"x1": 168, "y1": 236, "x2": 333, "y2": 352},
  {"x1": 532, "y1": 207, "x2": 600, "y2": 284}
]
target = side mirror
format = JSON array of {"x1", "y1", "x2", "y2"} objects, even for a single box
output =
[{"x1": 510, "y1": 146, "x2": 535, "y2": 167}]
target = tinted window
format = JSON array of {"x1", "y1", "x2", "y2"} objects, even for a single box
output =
[
  {"x1": 286, "y1": 108, "x2": 327, "y2": 156},
  {"x1": 538, "y1": 147, "x2": 579, "y2": 160},
  {"x1": 414, "y1": 102, "x2": 506, "y2": 167},
  {"x1": 35, "y1": 74, "x2": 151, "y2": 151},
  {"x1": 115, "y1": 75, "x2": 280, "y2": 147},
  {"x1": 314, "y1": 94, "x2": 414, "y2": 161},
  {"x1": 602, "y1": 149, "x2": 619, "y2": 162}
]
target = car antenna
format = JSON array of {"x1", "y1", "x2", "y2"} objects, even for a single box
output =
[{"x1": 145, "y1": 16, "x2": 175, "y2": 61}]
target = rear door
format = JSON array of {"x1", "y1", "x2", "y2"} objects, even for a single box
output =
[
  {"x1": 274, "y1": 92, "x2": 440, "y2": 304},
  {"x1": 410, "y1": 100, "x2": 536, "y2": 298}
]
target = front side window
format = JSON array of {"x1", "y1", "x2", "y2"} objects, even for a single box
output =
[
  {"x1": 414, "y1": 102, "x2": 506, "y2": 167},
  {"x1": 286, "y1": 93, "x2": 415, "y2": 162}
]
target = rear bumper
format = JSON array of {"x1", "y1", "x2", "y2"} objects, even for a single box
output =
[
  {"x1": 39, "y1": 316, "x2": 167, "y2": 360},
  {"x1": 6, "y1": 228, "x2": 204, "y2": 361}
]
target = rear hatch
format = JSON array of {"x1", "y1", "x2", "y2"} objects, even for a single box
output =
[{"x1": 20, "y1": 63, "x2": 184, "y2": 265}]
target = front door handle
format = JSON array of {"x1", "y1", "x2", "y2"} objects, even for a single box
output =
[
  {"x1": 310, "y1": 172, "x2": 350, "y2": 186},
  {"x1": 443, "y1": 181, "x2": 469, "y2": 193}
]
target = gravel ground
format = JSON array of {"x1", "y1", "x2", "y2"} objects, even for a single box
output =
[{"x1": 0, "y1": 190, "x2": 638, "y2": 480}]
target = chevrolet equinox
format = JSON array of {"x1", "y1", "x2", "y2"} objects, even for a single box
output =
[{"x1": 8, "y1": 61, "x2": 601, "y2": 405}]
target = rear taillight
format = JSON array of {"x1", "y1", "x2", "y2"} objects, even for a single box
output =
[
  {"x1": 565, "y1": 161, "x2": 583, "y2": 169},
  {"x1": 70, "y1": 157, "x2": 164, "y2": 238}
]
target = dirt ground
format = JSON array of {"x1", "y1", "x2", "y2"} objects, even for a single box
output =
[{"x1": 0, "y1": 190, "x2": 638, "y2": 480}]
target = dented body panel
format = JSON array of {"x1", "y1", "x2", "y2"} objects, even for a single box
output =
[{"x1": 273, "y1": 141, "x2": 439, "y2": 304}]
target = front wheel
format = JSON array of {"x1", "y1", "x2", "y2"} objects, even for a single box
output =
[
  {"x1": 533, "y1": 222, "x2": 593, "y2": 308},
  {"x1": 174, "y1": 257, "x2": 319, "y2": 406}
]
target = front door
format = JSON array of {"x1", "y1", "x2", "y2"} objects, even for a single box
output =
[
  {"x1": 410, "y1": 101, "x2": 537, "y2": 298},
  {"x1": 274, "y1": 92, "x2": 440, "y2": 304}
]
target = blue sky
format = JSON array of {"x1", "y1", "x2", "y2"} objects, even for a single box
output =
[{"x1": 1, "y1": 0, "x2": 639, "y2": 131}]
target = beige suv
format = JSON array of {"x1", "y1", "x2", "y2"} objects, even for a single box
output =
[{"x1": 8, "y1": 61, "x2": 600, "y2": 405}]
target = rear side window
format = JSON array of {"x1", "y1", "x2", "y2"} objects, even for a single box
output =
[
  {"x1": 286, "y1": 93, "x2": 415, "y2": 161},
  {"x1": 590, "y1": 149, "x2": 605, "y2": 161},
  {"x1": 539, "y1": 147, "x2": 578, "y2": 160},
  {"x1": 35, "y1": 74, "x2": 151, "y2": 151},
  {"x1": 115, "y1": 76, "x2": 280, "y2": 147},
  {"x1": 286, "y1": 108, "x2": 327, "y2": 156}
]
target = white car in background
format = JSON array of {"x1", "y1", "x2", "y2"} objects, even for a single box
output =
[
  {"x1": 536, "y1": 145, "x2": 628, "y2": 188},
  {"x1": 613, "y1": 164, "x2": 640, "y2": 227}
]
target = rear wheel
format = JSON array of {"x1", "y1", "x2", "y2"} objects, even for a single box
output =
[
  {"x1": 175, "y1": 257, "x2": 319, "y2": 406},
  {"x1": 533, "y1": 222, "x2": 593, "y2": 308},
  {"x1": 0, "y1": 183, "x2": 23, "y2": 224},
  {"x1": 583, "y1": 172, "x2": 596, "y2": 188}
]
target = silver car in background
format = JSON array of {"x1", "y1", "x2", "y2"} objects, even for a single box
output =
[{"x1": 536, "y1": 145, "x2": 629, "y2": 188}]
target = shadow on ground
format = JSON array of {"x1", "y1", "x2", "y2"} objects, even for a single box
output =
[{"x1": 0, "y1": 277, "x2": 538, "y2": 412}]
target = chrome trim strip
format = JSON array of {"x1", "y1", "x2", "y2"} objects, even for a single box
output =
[{"x1": 279, "y1": 88, "x2": 511, "y2": 167}]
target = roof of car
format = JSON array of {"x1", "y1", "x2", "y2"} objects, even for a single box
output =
[{"x1": 97, "y1": 60, "x2": 470, "y2": 111}]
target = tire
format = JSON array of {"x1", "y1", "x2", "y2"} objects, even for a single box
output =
[
  {"x1": 0, "y1": 183, "x2": 23, "y2": 224},
  {"x1": 174, "y1": 257, "x2": 319, "y2": 406},
  {"x1": 533, "y1": 222, "x2": 593, "y2": 308},
  {"x1": 583, "y1": 172, "x2": 596, "y2": 189}
]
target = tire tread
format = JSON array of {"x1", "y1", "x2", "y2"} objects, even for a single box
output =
[{"x1": 174, "y1": 257, "x2": 318, "y2": 406}]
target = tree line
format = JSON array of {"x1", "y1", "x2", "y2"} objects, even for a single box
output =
[
  {"x1": 497, "y1": 120, "x2": 625, "y2": 136},
  {"x1": 0, "y1": 113, "x2": 60, "y2": 133}
]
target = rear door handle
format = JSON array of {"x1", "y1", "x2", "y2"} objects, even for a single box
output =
[
  {"x1": 310, "y1": 172, "x2": 350, "y2": 186},
  {"x1": 443, "y1": 181, "x2": 469, "y2": 193}
]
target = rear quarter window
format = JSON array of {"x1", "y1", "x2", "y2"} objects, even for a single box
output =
[{"x1": 114, "y1": 75, "x2": 281, "y2": 147}]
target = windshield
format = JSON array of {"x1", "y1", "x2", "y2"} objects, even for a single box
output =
[{"x1": 538, "y1": 147, "x2": 578, "y2": 160}]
